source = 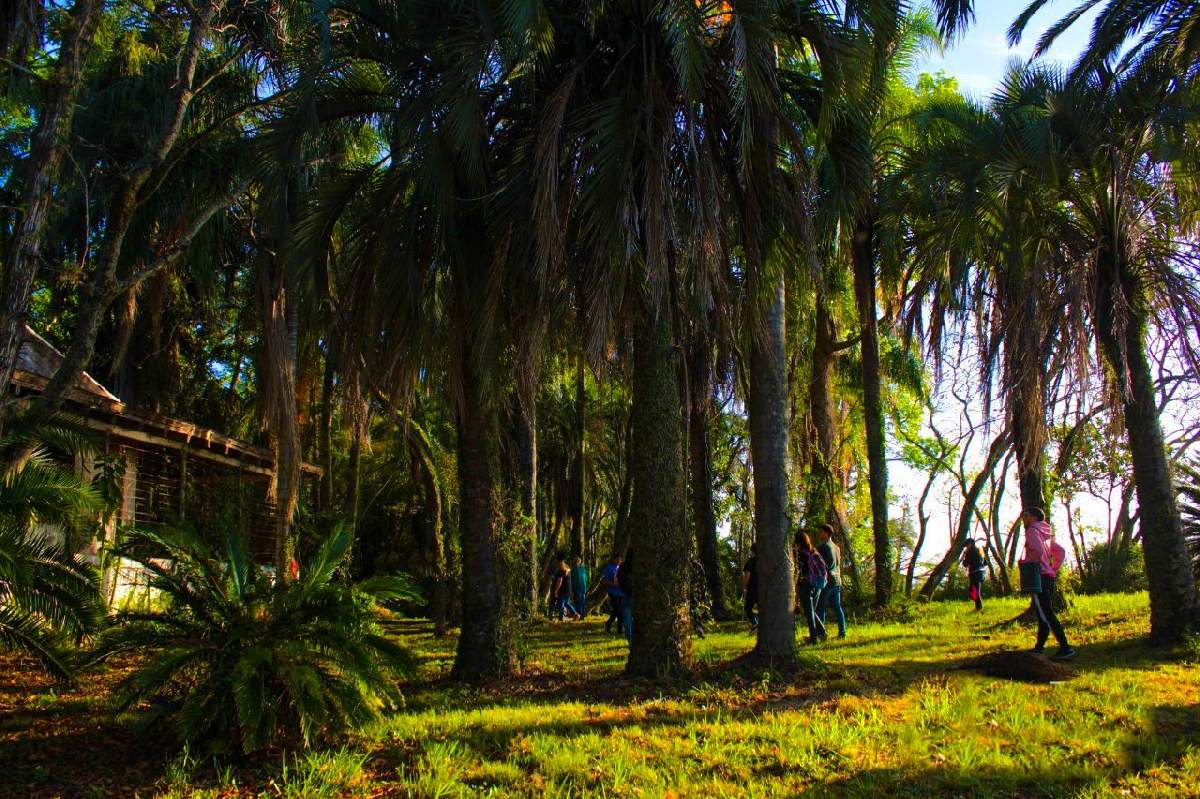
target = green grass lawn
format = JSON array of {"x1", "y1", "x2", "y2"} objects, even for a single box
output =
[{"x1": 3, "y1": 592, "x2": 1198, "y2": 797}]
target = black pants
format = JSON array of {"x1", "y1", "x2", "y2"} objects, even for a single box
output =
[
  {"x1": 1031, "y1": 576, "x2": 1069, "y2": 650},
  {"x1": 744, "y1": 593, "x2": 759, "y2": 627},
  {"x1": 969, "y1": 570, "x2": 984, "y2": 610}
]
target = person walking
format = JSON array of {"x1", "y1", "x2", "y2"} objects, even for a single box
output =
[
  {"x1": 961, "y1": 539, "x2": 987, "y2": 611},
  {"x1": 599, "y1": 553, "x2": 624, "y2": 635},
  {"x1": 570, "y1": 555, "x2": 590, "y2": 620},
  {"x1": 742, "y1": 542, "x2": 759, "y2": 631},
  {"x1": 796, "y1": 531, "x2": 828, "y2": 644},
  {"x1": 617, "y1": 549, "x2": 633, "y2": 642},
  {"x1": 815, "y1": 524, "x2": 847, "y2": 639},
  {"x1": 551, "y1": 556, "x2": 579, "y2": 621},
  {"x1": 1020, "y1": 508, "x2": 1076, "y2": 660}
]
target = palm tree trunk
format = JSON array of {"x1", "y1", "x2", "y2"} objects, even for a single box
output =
[
  {"x1": 568, "y1": 356, "x2": 585, "y2": 557},
  {"x1": 0, "y1": 0, "x2": 102, "y2": 416},
  {"x1": 407, "y1": 419, "x2": 448, "y2": 637},
  {"x1": 451, "y1": 362, "x2": 515, "y2": 678},
  {"x1": 1097, "y1": 267, "x2": 1198, "y2": 640},
  {"x1": 748, "y1": 281, "x2": 795, "y2": 659},
  {"x1": 852, "y1": 216, "x2": 891, "y2": 607},
  {"x1": 687, "y1": 326, "x2": 729, "y2": 619},
  {"x1": 805, "y1": 292, "x2": 860, "y2": 597},
  {"x1": 450, "y1": 291, "x2": 516, "y2": 680},
  {"x1": 626, "y1": 302, "x2": 692, "y2": 678}
]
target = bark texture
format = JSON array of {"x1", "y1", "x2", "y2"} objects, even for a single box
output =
[
  {"x1": 1096, "y1": 254, "x2": 1198, "y2": 641},
  {"x1": 626, "y1": 302, "x2": 692, "y2": 678},
  {"x1": 748, "y1": 282, "x2": 795, "y2": 658},
  {"x1": 852, "y1": 217, "x2": 891, "y2": 607},
  {"x1": 687, "y1": 326, "x2": 729, "y2": 619}
]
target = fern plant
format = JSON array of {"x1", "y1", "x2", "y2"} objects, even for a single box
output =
[
  {"x1": 0, "y1": 414, "x2": 104, "y2": 678},
  {"x1": 95, "y1": 523, "x2": 418, "y2": 754}
]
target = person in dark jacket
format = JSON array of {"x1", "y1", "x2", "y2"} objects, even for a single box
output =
[
  {"x1": 961, "y1": 539, "x2": 987, "y2": 611},
  {"x1": 796, "y1": 531, "x2": 828, "y2": 644},
  {"x1": 741, "y1": 543, "x2": 759, "y2": 630}
]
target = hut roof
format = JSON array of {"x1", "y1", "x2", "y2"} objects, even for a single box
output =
[{"x1": 11, "y1": 326, "x2": 320, "y2": 477}]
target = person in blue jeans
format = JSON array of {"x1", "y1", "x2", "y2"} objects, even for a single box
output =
[
  {"x1": 570, "y1": 555, "x2": 590, "y2": 619},
  {"x1": 599, "y1": 553, "x2": 625, "y2": 635},
  {"x1": 815, "y1": 524, "x2": 847, "y2": 639},
  {"x1": 617, "y1": 551, "x2": 633, "y2": 642}
]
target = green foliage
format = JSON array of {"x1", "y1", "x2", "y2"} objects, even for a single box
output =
[
  {"x1": 0, "y1": 415, "x2": 104, "y2": 678},
  {"x1": 1080, "y1": 542, "x2": 1148, "y2": 595},
  {"x1": 94, "y1": 523, "x2": 419, "y2": 754}
]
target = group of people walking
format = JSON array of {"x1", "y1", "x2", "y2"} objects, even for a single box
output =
[
  {"x1": 741, "y1": 523, "x2": 847, "y2": 645},
  {"x1": 546, "y1": 505, "x2": 1075, "y2": 661},
  {"x1": 959, "y1": 506, "x2": 1077, "y2": 660}
]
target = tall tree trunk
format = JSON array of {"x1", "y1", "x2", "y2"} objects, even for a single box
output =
[
  {"x1": 263, "y1": 270, "x2": 301, "y2": 578},
  {"x1": 626, "y1": 302, "x2": 692, "y2": 678},
  {"x1": 568, "y1": 355, "x2": 585, "y2": 557},
  {"x1": 613, "y1": 411, "x2": 635, "y2": 558},
  {"x1": 0, "y1": 0, "x2": 102, "y2": 416},
  {"x1": 1096, "y1": 257, "x2": 1197, "y2": 640},
  {"x1": 317, "y1": 353, "x2": 335, "y2": 514},
  {"x1": 852, "y1": 215, "x2": 891, "y2": 607},
  {"x1": 688, "y1": 326, "x2": 729, "y2": 619},
  {"x1": 450, "y1": 270, "x2": 515, "y2": 679},
  {"x1": 920, "y1": 428, "x2": 1011, "y2": 598},
  {"x1": 747, "y1": 282, "x2": 795, "y2": 659},
  {"x1": 805, "y1": 292, "x2": 860, "y2": 597},
  {"x1": 407, "y1": 418, "x2": 447, "y2": 637},
  {"x1": 1002, "y1": 268, "x2": 1049, "y2": 512}
]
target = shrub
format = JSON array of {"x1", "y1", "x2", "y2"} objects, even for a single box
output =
[
  {"x1": 95, "y1": 523, "x2": 418, "y2": 754},
  {"x1": 1079, "y1": 541, "x2": 1147, "y2": 594},
  {"x1": 0, "y1": 415, "x2": 104, "y2": 677}
]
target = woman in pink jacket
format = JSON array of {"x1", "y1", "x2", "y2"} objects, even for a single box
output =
[{"x1": 1020, "y1": 508, "x2": 1076, "y2": 660}]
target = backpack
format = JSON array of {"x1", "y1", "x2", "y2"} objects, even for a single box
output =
[
  {"x1": 807, "y1": 551, "x2": 828, "y2": 591},
  {"x1": 1048, "y1": 540, "x2": 1067, "y2": 575}
]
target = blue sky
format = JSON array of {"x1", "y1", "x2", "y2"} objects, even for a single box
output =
[{"x1": 915, "y1": 0, "x2": 1100, "y2": 97}]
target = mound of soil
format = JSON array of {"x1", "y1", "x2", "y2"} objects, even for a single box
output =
[{"x1": 963, "y1": 650, "x2": 1079, "y2": 683}]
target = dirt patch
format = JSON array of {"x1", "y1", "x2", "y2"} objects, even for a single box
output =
[{"x1": 962, "y1": 650, "x2": 1079, "y2": 683}]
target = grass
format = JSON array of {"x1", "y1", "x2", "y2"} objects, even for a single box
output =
[{"x1": 2, "y1": 592, "x2": 1198, "y2": 797}]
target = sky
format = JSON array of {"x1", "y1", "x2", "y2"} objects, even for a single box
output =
[{"x1": 914, "y1": 0, "x2": 1101, "y2": 97}]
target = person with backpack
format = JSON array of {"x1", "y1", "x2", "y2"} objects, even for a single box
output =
[
  {"x1": 961, "y1": 539, "x2": 987, "y2": 611},
  {"x1": 599, "y1": 553, "x2": 625, "y2": 635},
  {"x1": 815, "y1": 524, "x2": 847, "y2": 639},
  {"x1": 570, "y1": 555, "x2": 590, "y2": 619},
  {"x1": 796, "y1": 531, "x2": 828, "y2": 644},
  {"x1": 1020, "y1": 507, "x2": 1076, "y2": 660},
  {"x1": 742, "y1": 542, "x2": 759, "y2": 631}
]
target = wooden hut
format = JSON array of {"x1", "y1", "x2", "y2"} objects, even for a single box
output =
[{"x1": 10, "y1": 327, "x2": 319, "y2": 603}]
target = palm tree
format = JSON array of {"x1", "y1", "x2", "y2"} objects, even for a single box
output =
[
  {"x1": 1011, "y1": 0, "x2": 1200, "y2": 79},
  {"x1": 276, "y1": 0, "x2": 550, "y2": 680},
  {"x1": 901, "y1": 67, "x2": 1073, "y2": 532},
  {"x1": 826, "y1": 7, "x2": 941, "y2": 608},
  {"x1": 1045, "y1": 61, "x2": 1200, "y2": 641}
]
